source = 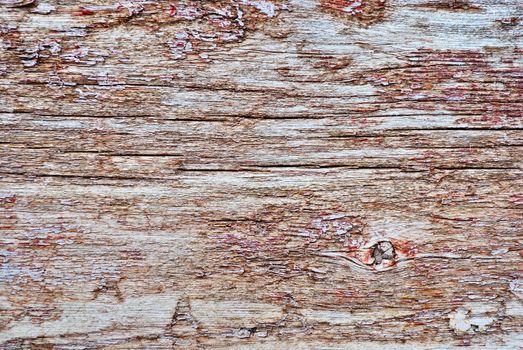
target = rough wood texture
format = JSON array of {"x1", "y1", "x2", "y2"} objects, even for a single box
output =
[{"x1": 1, "y1": 0, "x2": 522, "y2": 349}]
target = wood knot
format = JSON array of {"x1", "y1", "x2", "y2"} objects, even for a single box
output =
[{"x1": 371, "y1": 241, "x2": 396, "y2": 266}]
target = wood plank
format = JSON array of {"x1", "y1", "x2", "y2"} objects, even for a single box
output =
[{"x1": 0, "y1": 0, "x2": 522, "y2": 349}]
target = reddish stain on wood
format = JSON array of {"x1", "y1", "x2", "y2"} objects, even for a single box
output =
[
  {"x1": 73, "y1": 8, "x2": 95, "y2": 16},
  {"x1": 320, "y1": 0, "x2": 386, "y2": 25}
]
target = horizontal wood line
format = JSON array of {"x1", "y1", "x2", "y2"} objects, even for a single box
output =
[
  {"x1": 1, "y1": 165, "x2": 519, "y2": 181},
  {"x1": 2, "y1": 112, "x2": 522, "y2": 126},
  {"x1": 2, "y1": 127, "x2": 523, "y2": 135},
  {"x1": 2, "y1": 82, "x2": 522, "y2": 102},
  {"x1": 1, "y1": 164, "x2": 417, "y2": 172},
  {"x1": 0, "y1": 172, "x2": 169, "y2": 181},
  {"x1": 0, "y1": 168, "x2": 418, "y2": 180},
  {"x1": 2, "y1": 145, "x2": 521, "y2": 154},
  {"x1": 3, "y1": 81, "x2": 383, "y2": 99},
  {"x1": 320, "y1": 253, "x2": 517, "y2": 273},
  {"x1": 432, "y1": 166, "x2": 521, "y2": 170},
  {"x1": 3, "y1": 127, "x2": 523, "y2": 133},
  {"x1": 411, "y1": 255, "x2": 515, "y2": 262},
  {"x1": 369, "y1": 127, "x2": 522, "y2": 131}
]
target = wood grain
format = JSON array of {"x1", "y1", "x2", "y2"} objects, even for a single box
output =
[{"x1": 0, "y1": 0, "x2": 522, "y2": 349}]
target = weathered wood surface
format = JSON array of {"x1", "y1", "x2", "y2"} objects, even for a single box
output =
[{"x1": 1, "y1": 0, "x2": 522, "y2": 349}]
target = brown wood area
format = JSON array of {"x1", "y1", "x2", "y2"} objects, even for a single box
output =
[{"x1": 0, "y1": 0, "x2": 522, "y2": 349}]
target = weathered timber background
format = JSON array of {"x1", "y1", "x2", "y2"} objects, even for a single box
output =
[{"x1": 0, "y1": 0, "x2": 522, "y2": 348}]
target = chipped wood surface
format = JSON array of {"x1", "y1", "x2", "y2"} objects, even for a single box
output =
[{"x1": 0, "y1": 0, "x2": 522, "y2": 349}]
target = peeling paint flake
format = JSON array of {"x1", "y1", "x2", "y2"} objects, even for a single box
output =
[
  {"x1": 30, "y1": 2, "x2": 56, "y2": 14},
  {"x1": 241, "y1": 0, "x2": 278, "y2": 17}
]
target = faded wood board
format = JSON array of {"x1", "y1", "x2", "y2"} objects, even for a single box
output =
[{"x1": 0, "y1": 0, "x2": 522, "y2": 348}]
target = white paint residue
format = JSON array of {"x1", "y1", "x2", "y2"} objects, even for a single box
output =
[
  {"x1": 191, "y1": 300, "x2": 282, "y2": 327},
  {"x1": 31, "y1": 3, "x2": 56, "y2": 14},
  {"x1": 0, "y1": 293, "x2": 179, "y2": 343},
  {"x1": 449, "y1": 307, "x2": 495, "y2": 334},
  {"x1": 0, "y1": 263, "x2": 43, "y2": 282},
  {"x1": 241, "y1": 0, "x2": 277, "y2": 17},
  {"x1": 303, "y1": 308, "x2": 415, "y2": 324},
  {"x1": 509, "y1": 279, "x2": 523, "y2": 299},
  {"x1": 343, "y1": 1, "x2": 362, "y2": 14},
  {"x1": 490, "y1": 247, "x2": 509, "y2": 255}
]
